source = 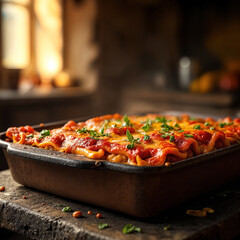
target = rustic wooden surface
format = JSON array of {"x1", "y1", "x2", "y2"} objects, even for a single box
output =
[{"x1": 1, "y1": 169, "x2": 240, "y2": 240}]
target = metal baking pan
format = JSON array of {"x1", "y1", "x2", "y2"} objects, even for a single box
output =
[{"x1": 1, "y1": 118, "x2": 240, "y2": 218}]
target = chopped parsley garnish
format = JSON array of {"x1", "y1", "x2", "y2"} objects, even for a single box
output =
[
  {"x1": 193, "y1": 125, "x2": 201, "y2": 130},
  {"x1": 184, "y1": 134, "x2": 194, "y2": 138},
  {"x1": 62, "y1": 206, "x2": 73, "y2": 212},
  {"x1": 169, "y1": 135, "x2": 175, "y2": 142},
  {"x1": 38, "y1": 129, "x2": 51, "y2": 139},
  {"x1": 76, "y1": 127, "x2": 88, "y2": 134},
  {"x1": 205, "y1": 122, "x2": 210, "y2": 126},
  {"x1": 89, "y1": 130, "x2": 100, "y2": 138},
  {"x1": 141, "y1": 119, "x2": 153, "y2": 124},
  {"x1": 160, "y1": 133, "x2": 175, "y2": 142},
  {"x1": 122, "y1": 224, "x2": 141, "y2": 234},
  {"x1": 26, "y1": 134, "x2": 34, "y2": 138},
  {"x1": 210, "y1": 127, "x2": 215, "y2": 130},
  {"x1": 142, "y1": 123, "x2": 151, "y2": 132},
  {"x1": 160, "y1": 133, "x2": 169, "y2": 138},
  {"x1": 174, "y1": 123, "x2": 180, "y2": 128},
  {"x1": 126, "y1": 143, "x2": 135, "y2": 149},
  {"x1": 98, "y1": 223, "x2": 109, "y2": 230},
  {"x1": 219, "y1": 122, "x2": 233, "y2": 128},
  {"x1": 142, "y1": 119, "x2": 152, "y2": 132},
  {"x1": 126, "y1": 129, "x2": 134, "y2": 142},
  {"x1": 126, "y1": 129, "x2": 140, "y2": 149},
  {"x1": 143, "y1": 135, "x2": 150, "y2": 141},
  {"x1": 179, "y1": 130, "x2": 184, "y2": 133},
  {"x1": 161, "y1": 123, "x2": 174, "y2": 132},
  {"x1": 102, "y1": 120, "x2": 110, "y2": 129},
  {"x1": 219, "y1": 123, "x2": 226, "y2": 128},
  {"x1": 40, "y1": 129, "x2": 51, "y2": 137},
  {"x1": 155, "y1": 116, "x2": 167, "y2": 123},
  {"x1": 122, "y1": 115, "x2": 132, "y2": 127},
  {"x1": 77, "y1": 127, "x2": 110, "y2": 139}
]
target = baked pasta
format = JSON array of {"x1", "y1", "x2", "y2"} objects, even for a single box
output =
[{"x1": 5, "y1": 113, "x2": 240, "y2": 166}]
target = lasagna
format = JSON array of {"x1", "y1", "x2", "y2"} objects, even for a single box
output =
[{"x1": 5, "y1": 113, "x2": 240, "y2": 166}]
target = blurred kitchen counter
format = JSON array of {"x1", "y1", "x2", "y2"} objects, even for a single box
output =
[
  {"x1": 0, "y1": 87, "x2": 96, "y2": 132},
  {"x1": 121, "y1": 89, "x2": 240, "y2": 118}
]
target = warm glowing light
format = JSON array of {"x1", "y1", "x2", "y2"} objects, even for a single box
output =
[
  {"x1": 54, "y1": 71, "x2": 71, "y2": 87},
  {"x1": 46, "y1": 59, "x2": 60, "y2": 76},
  {"x1": 35, "y1": 0, "x2": 63, "y2": 79},
  {"x1": 5, "y1": 0, "x2": 30, "y2": 4},
  {"x1": 41, "y1": 55, "x2": 62, "y2": 79},
  {"x1": 2, "y1": 4, "x2": 30, "y2": 68}
]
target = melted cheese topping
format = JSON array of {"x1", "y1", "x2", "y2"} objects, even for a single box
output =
[{"x1": 5, "y1": 113, "x2": 240, "y2": 166}]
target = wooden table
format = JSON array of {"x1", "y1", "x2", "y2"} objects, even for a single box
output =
[{"x1": 1, "y1": 169, "x2": 240, "y2": 240}]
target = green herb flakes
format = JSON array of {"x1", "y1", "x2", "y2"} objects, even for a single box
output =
[
  {"x1": 174, "y1": 123, "x2": 180, "y2": 128},
  {"x1": 142, "y1": 123, "x2": 151, "y2": 132},
  {"x1": 62, "y1": 206, "x2": 73, "y2": 212},
  {"x1": 169, "y1": 135, "x2": 175, "y2": 142},
  {"x1": 127, "y1": 143, "x2": 135, "y2": 149},
  {"x1": 184, "y1": 134, "x2": 194, "y2": 138},
  {"x1": 40, "y1": 129, "x2": 51, "y2": 137},
  {"x1": 193, "y1": 125, "x2": 201, "y2": 130},
  {"x1": 77, "y1": 127, "x2": 110, "y2": 139},
  {"x1": 160, "y1": 133, "x2": 175, "y2": 142},
  {"x1": 102, "y1": 120, "x2": 110, "y2": 129},
  {"x1": 142, "y1": 119, "x2": 152, "y2": 132},
  {"x1": 143, "y1": 135, "x2": 150, "y2": 141},
  {"x1": 122, "y1": 115, "x2": 132, "y2": 127},
  {"x1": 161, "y1": 134, "x2": 169, "y2": 138},
  {"x1": 98, "y1": 223, "x2": 108, "y2": 230},
  {"x1": 100, "y1": 127, "x2": 104, "y2": 134},
  {"x1": 76, "y1": 127, "x2": 87, "y2": 134},
  {"x1": 219, "y1": 123, "x2": 226, "y2": 128},
  {"x1": 26, "y1": 134, "x2": 34, "y2": 138},
  {"x1": 155, "y1": 116, "x2": 167, "y2": 123},
  {"x1": 205, "y1": 122, "x2": 210, "y2": 126},
  {"x1": 161, "y1": 123, "x2": 174, "y2": 132},
  {"x1": 126, "y1": 129, "x2": 140, "y2": 149},
  {"x1": 126, "y1": 129, "x2": 134, "y2": 142},
  {"x1": 38, "y1": 130, "x2": 50, "y2": 140},
  {"x1": 122, "y1": 224, "x2": 141, "y2": 234}
]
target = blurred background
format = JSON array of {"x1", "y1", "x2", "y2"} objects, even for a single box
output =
[
  {"x1": 0, "y1": 2, "x2": 240, "y2": 238},
  {"x1": 1, "y1": 0, "x2": 240, "y2": 169}
]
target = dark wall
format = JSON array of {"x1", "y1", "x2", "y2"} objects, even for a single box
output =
[
  {"x1": 94, "y1": 0, "x2": 240, "y2": 113},
  {"x1": 95, "y1": 0, "x2": 180, "y2": 113}
]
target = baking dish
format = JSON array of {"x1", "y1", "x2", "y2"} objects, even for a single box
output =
[{"x1": 1, "y1": 118, "x2": 240, "y2": 218}]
